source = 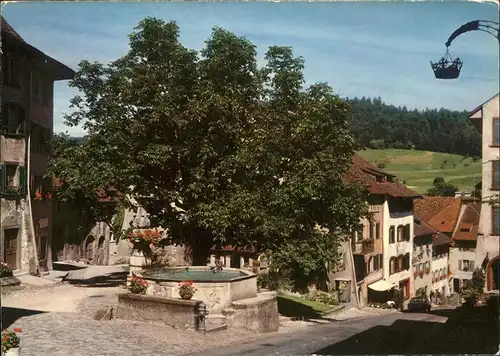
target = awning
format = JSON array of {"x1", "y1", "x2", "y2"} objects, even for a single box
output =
[{"x1": 368, "y1": 279, "x2": 397, "y2": 292}]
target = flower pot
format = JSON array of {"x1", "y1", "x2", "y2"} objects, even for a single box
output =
[
  {"x1": 129, "y1": 251, "x2": 151, "y2": 273},
  {"x1": 4, "y1": 347, "x2": 21, "y2": 356},
  {"x1": 180, "y1": 294, "x2": 193, "y2": 300}
]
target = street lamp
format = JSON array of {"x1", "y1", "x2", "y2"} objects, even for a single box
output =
[{"x1": 431, "y1": 20, "x2": 500, "y2": 80}]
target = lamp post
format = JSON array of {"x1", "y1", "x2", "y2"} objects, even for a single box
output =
[{"x1": 431, "y1": 20, "x2": 499, "y2": 80}]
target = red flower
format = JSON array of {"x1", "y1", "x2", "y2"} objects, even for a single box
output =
[{"x1": 13, "y1": 328, "x2": 22, "y2": 333}]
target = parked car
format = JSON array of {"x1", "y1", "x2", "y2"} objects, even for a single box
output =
[{"x1": 408, "y1": 297, "x2": 431, "y2": 312}]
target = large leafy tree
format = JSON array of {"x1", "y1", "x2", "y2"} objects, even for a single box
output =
[{"x1": 50, "y1": 18, "x2": 369, "y2": 269}]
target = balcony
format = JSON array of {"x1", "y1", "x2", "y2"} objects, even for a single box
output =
[
  {"x1": 368, "y1": 205, "x2": 381, "y2": 212},
  {"x1": 352, "y1": 239, "x2": 375, "y2": 255}
]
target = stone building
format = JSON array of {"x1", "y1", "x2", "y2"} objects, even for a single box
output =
[
  {"x1": 469, "y1": 93, "x2": 500, "y2": 291},
  {"x1": 0, "y1": 17, "x2": 73, "y2": 273}
]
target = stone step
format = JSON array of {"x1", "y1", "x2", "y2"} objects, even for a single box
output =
[
  {"x1": 206, "y1": 323, "x2": 228, "y2": 332},
  {"x1": 206, "y1": 314, "x2": 227, "y2": 325}
]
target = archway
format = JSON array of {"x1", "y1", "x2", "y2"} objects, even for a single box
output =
[
  {"x1": 487, "y1": 256, "x2": 500, "y2": 291},
  {"x1": 96, "y1": 236, "x2": 105, "y2": 265}
]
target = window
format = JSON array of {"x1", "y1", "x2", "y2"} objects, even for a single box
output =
[
  {"x1": 398, "y1": 255, "x2": 404, "y2": 271},
  {"x1": 369, "y1": 222, "x2": 374, "y2": 240},
  {"x1": 2, "y1": 52, "x2": 20, "y2": 87},
  {"x1": 1, "y1": 103, "x2": 25, "y2": 135},
  {"x1": 459, "y1": 260, "x2": 474, "y2": 271},
  {"x1": 0, "y1": 164, "x2": 26, "y2": 194},
  {"x1": 493, "y1": 118, "x2": 499, "y2": 147},
  {"x1": 389, "y1": 257, "x2": 396, "y2": 274},
  {"x1": 376, "y1": 223, "x2": 380, "y2": 239},
  {"x1": 389, "y1": 226, "x2": 395, "y2": 243},
  {"x1": 30, "y1": 123, "x2": 51, "y2": 153},
  {"x1": 31, "y1": 73, "x2": 49, "y2": 106},
  {"x1": 6, "y1": 165, "x2": 17, "y2": 187},
  {"x1": 493, "y1": 206, "x2": 500, "y2": 236},
  {"x1": 378, "y1": 254, "x2": 383, "y2": 270},
  {"x1": 373, "y1": 255, "x2": 379, "y2": 271},
  {"x1": 493, "y1": 161, "x2": 500, "y2": 190},
  {"x1": 397, "y1": 226, "x2": 403, "y2": 242}
]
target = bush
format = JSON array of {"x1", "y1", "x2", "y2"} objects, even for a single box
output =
[
  {"x1": 0, "y1": 260, "x2": 13, "y2": 278},
  {"x1": 307, "y1": 290, "x2": 339, "y2": 306},
  {"x1": 257, "y1": 271, "x2": 291, "y2": 292},
  {"x1": 461, "y1": 288, "x2": 478, "y2": 307}
]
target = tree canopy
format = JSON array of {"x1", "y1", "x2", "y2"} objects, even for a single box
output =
[
  {"x1": 426, "y1": 176, "x2": 459, "y2": 197},
  {"x1": 48, "y1": 18, "x2": 369, "y2": 267}
]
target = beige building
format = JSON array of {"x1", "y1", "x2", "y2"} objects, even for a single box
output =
[
  {"x1": 0, "y1": 17, "x2": 73, "y2": 273},
  {"x1": 328, "y1": 154, "x2": 419, "y2": 306},
  {"x1": 469, "y1": 93, "x2": 500, "y2": 291}
]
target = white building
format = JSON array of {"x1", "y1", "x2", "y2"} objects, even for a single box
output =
[
  {"x1": 469, "y1": 93, "x2": 500, "y2": 291},
  {"x1": 384, "y1": 197, "x2": 415, "y2": 299}
]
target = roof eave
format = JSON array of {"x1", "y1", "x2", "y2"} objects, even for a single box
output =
[{"x1": 4, "y1": 31, "x2": 75, "y2": 81}]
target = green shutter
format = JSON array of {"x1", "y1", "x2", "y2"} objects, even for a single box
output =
[
  {"x1": 19, "y1": 165, "x2": 27, "y2": 196},
  {"x1": 0, "y1": 163, "x2": 5, "y2": 190}
]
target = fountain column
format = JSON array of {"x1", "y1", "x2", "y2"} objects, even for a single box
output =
[{"x1": 225, "y1": 255, "x2": 231, "y2": 267}]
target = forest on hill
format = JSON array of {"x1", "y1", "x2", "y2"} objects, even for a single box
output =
[
  {"x1": 69, "y1": 96, "x2": 482, "y2": 158},
  {"x1": 347, "y1": 97, "x2": 481, "y2": 157}
]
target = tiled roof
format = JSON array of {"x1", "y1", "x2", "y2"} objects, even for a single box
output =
[
  {"x1": 345, "y1": 154, "x2": 421, "y2": 198},
  {"x1": 1, "y1": 16, "x2": 74, "y2": 81},
  {"x1": 414, "y1": 216, "x2": 436, "y2": 237},
  {"x1": 1, "y1": 16, "x2": 24, "y2": 41},
  {"x1": 414, "y1": 215, "x2": 452, "y2": 246},
  {"x1": 414, "y1": 197, "x2": 455, "y2": 223},
  {"x1": 428, "y1": 198, "x2": 462, "y2": 233},
  {"x1": 453, "y1": 202, "x2": 481, "y2": 241},
  {"x1": 53, "y1": 177, "x2": 120, "y2": 203}
]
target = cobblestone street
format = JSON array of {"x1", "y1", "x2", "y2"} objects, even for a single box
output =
[{"x1": 1, "y1": 283, "x2": 304, "y2": 356}]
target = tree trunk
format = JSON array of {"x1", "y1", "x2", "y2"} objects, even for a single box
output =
[{"x1": 189, "y1": 227, "x2": 215, "y2": 266}]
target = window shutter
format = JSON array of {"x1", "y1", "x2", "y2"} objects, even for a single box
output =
[
  {"x1": 470, "y1": 261, "x2": 475, "y2": 270},
  {"x1": 459, "y1": 260, "x2": 462, "y2": 271},
  {"x1": 0, "y1": 163, "x2": 6, "y2": 190},
  {"x1": 19, "y1": 165, "x2": 26, "y2": 195}
]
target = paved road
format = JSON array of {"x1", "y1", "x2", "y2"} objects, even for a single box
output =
[{"x1": 188, "y1": 311, "x2": 456, "y2": 356}]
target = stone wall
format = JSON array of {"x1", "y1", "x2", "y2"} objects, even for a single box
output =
[
  {"x1": 222, "y1": 291, "x2": 279, "y2": 333},
  {"x1": 115, "y1": 293, "x2": 202, "y2": 330}
]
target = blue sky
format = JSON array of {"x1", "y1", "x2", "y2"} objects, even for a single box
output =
[{"x1": 3, "y1": 1, "x2": 499, "y2": 136}]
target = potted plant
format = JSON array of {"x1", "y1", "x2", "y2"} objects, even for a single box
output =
[
  {"x1": 178, "y1": 280, "x2": 196, "y2": 300},
  {"x1": 2, "y1": 328, "x2": 22, "y2": 355},
  {"x1": 0, "y1": 260, "x2": 13, "y2": 278},
  {"x1": 425, "y1": 267, "x2": 430, "y2": 275},
  {"x1": 128, "y1": 229, "x2": 162, "y2": 270},
  {"x1": 128, "y1": 275, "x2": 148, "y2": 294}
]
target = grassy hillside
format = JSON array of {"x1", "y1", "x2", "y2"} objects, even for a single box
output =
[{"x1": 358, "y1": 149, "x2": 481, "y2": 194}]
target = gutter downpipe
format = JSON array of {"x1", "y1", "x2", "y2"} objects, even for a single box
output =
[{"x1": 27, "y1": 68, "x2": 40, "y2": 276}]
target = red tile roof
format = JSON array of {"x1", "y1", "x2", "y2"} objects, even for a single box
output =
[
  {"x1": 453, "y1": 202, "x2": 481, "y2": 241},
  {"x1": 427, "y1": 198, "x2": 462, "y2": 233},
  {"x1": 414, "y1": 215, "x2": 452, "y2": 246},
  {"x1": 345, "y1": 154, "x2": 421, "y2": 198},
  {"x1": 414, "y1": 197, "x2": 456, "y2": 223}
]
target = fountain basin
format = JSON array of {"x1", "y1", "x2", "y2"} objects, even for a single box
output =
[{"x1": 142, "y1": 267, "x2": 257, "y2": 313}]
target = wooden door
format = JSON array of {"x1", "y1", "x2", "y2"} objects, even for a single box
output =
[{"x1": 4, "y1": 228, "x2": 19, "y2": 269}]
